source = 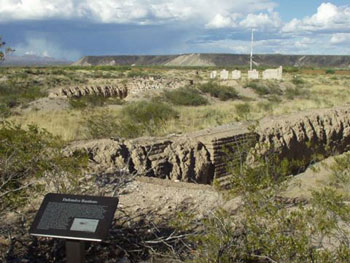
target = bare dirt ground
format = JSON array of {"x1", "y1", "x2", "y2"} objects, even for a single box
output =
[
  {"x1": 22, "y1": 97, "x2": 70, "y2": 112},
  {"x1": 118, "y1": 177, "x2": 223, "y2": 222}
]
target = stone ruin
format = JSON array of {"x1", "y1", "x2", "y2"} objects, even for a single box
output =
[
  {"x1": 263, "y1": 66, "x2": 283, "y2": 80},
  {"x1": 209, "y1": 70, "x2": 241, "y2": 80},
  {"x1": 220, "y1": 70, "x2": 229, "y2": 80},
  {"x1": 208, "y1": 67, "x2": 282, "y2": 81},
  {"x1": 232, "y1": 70, "x2": 241, "y2": 80},
  {"x1": 248, "y1": 69, "x2": 259, "y2": 80}
]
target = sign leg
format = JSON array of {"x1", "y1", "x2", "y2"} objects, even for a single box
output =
[{"x1": 65, "y1": 240, "x2": 85, "y2": 263}]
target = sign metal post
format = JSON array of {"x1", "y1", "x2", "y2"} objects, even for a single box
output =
[
  {"x1": 29, "y1": 193, "x2": 118, "y2": 263},
  {"x1": 66, "y1": 240, "x2": 85, "y2": 263}
]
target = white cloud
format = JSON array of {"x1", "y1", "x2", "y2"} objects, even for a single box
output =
[
  {"x1": 330, "y1": 33, "x2": 350, "y2": 44},
  {"x1": 240, "y1": 11, "x2": 281, "y2": 30},
  {"x1": 282, "y1": 3, "x2": 350, "y2": 33},
  {"x1": 206, "y1": 14, "x2": 241, "y2": 29},
  {"x1": 0, "y1": 0, "x2": 276, "y2": 25},
  {"x1": 0, "y1": 0, "x2": 74, "y2": 21},
  {"x1": 295, "y1": 37, "x2": 314, "y2": 48},
  {"x1": 14, "y1": 37, "x2": 81, "y2": 60}
]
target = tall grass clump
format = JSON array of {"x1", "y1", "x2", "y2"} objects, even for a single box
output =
[
  {"x1": 163, "y1": 87, "x2": 208, "y2": 106},
  {"x1": 84, "y1": 100, "x2": 179, "y2": 139},
  {"x1": 198, "y1": 82, "x2": 239, "y2": 101}
]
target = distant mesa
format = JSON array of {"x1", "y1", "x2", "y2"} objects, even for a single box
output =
[
  {"x1": 1, "y1": 55, "x2": 71, "y2": 66},
  {"x1": 73, "y1": 53, "x2": 350, "y2": 68}
]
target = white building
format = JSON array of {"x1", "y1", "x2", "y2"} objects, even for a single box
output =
[
  {"x1": 232, "y1": 70, "x2": 241, "y2": 80},
  {"x1": 263, "y1": 66, "x2": 283, "y2": 80},
  {"x1": 248, "y1": 69, "x2": 259, "y2": 80},
  {"x1": 210, "y1": 71, "x2": 217, "y2": 79},
  {"x1": 220, "y1": 69, "x2": 229, "y2": 80}
]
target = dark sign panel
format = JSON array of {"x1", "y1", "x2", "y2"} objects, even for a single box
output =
[{"x1": 30, "y1": 193, "x2": 118, "y2": 242}]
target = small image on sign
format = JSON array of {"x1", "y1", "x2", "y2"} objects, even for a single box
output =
[{"x1": 70, "y1": 218, "x2": 99, "y2": 233}]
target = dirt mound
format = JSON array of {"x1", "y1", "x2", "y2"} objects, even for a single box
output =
[
  {"x1": 22, "y1": 97, "x2": 70, "y2": 112},
  {"x1": 119, "y1": 176, "x2": 222, "y2": 222}
]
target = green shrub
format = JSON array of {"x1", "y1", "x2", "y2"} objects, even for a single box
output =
[
  {"x1": 82, "y1": 109, "x2": 120, "y2": 139},
  {"x1": 245, "y1": 81, "x2": 282, "y2": 96},
  {"x1": 285, "y1": 86, "x2": 311, "y2": 100},
  {"x1": 325, "y1": 69, "x2": 336, "y2": 74},
  {"x1": 292, "y1": 76, "x2": 305, "y2": 85},
  {"x1": 283, "y1": 67, "x2": 299, "y2": 73},
  {"x1": 234, "y1": 103, "x2": 251, "y2": 120},
  {"x1": 106, "y1": 97, "x2": 125, "y2": 105},
  {"x1": 84, "y1": 101, "x2": 178, "y2": 139},
  {"x1": 69, "y1": 95, "x2": 107, "y2": 109},
  {"x1": 0, "y1": 104, "x2": 11, "y2": 118},
  {"x1": 127, "y1": 70, "x2": 148, "y2": 78},
  {"x1": 198, "y1": 82, "x2": 239, "y2": 101},
  {"x1": 177, "y1": 144, "x2": 350, "y2": 263},
  {"x1": 164, "y1": 87, "x2": 208, "y2": 106},
  {"x1": 120, "y1": 100, "x2": 178, "y2": 137},
  {"x1": 0, "y1": 122, "x2": 87, "y2": 212},
  {"x1": 257, "y1": 101, "x2": 273, "y2": 112},
  {"x1": 285, "y1": 87, "x2": 302, "y2": 100},
  {"x1": 0, "y1": 80, "x2": 47, "y2": 115}
]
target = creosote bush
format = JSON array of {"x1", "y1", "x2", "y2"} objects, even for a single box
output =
[
  {"x1": 163, "y1": 87, "x2": 208, "y2": 106},
  {"x1": 0, "y1": 121, "x2": 88, "y2": 212}
]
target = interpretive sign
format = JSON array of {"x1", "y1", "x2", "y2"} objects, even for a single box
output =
[{"x1": 30, "y1": 193, "x2": 119, "y2": 242}]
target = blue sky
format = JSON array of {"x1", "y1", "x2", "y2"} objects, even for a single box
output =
[{"x1": 0, "y1": 0, "x2": 349, "y2": 61}]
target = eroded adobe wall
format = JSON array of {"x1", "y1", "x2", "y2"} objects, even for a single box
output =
[
  {"x1": 68, "y1": 106, "x2": 350, "y2": 184},
  {"x1": 49, "y1": 77, "x2": 193, "y2": 99}
]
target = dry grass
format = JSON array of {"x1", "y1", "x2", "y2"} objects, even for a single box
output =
[
  {"x1": 5, "y1": 68, "x2": 350, "y2": 141},
  {"x1": 8, "y1": 110, "x2": 86, "y2": 141}
]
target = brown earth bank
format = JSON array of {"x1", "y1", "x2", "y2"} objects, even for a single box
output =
[
  {"x1": 68, "y1": 106, "x2": 350, "y2": 185},
  {"x1": 73, "y1": 53, "x2": 350, "y2": 68}
]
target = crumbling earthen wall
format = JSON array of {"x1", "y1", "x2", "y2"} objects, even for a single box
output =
[
  {"x1": 49, "y1": 85, "x2": 128, "y2": 98},
  {"x1": 68, "y1": 106, "x2": 350, "y2": 184},
  {"x1": 49, "y1": 77, "x2": 192, "y2": 98}
]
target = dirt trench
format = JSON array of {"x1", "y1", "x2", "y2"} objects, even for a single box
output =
[{"x1": 68, "y1": 106, "x2": 350, "y2": 184}]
